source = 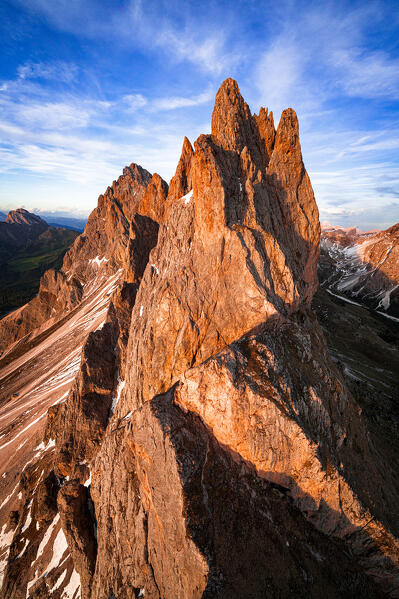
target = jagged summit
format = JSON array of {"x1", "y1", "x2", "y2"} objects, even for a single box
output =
[
  {"x1": 167, "y1": 136, "x2": 194, "y2": 205},
  {"x1": 0, "y1": 78, "x2": 398, "y2": 599},
  {"x1": 211, "y1": 77, "x2": 253, "y2": 150}
]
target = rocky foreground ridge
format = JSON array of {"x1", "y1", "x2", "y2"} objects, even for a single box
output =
[{"x1": 1, "y1": 79, "x2": 399, "y2": 598}]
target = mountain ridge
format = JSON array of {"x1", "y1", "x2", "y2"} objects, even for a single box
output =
[{"x1": 0, "y1": 78, "x2": 398, "y2": 598}]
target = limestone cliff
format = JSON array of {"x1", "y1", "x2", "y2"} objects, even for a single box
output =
[{"x1": 1, "y1": 79, "x2": 398, "y2": 599}]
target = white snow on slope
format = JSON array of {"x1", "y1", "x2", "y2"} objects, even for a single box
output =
[
  {"x1": 326, "y1": 289, "x2": 363, "y2": 307},
  {"x1": 36, "y1": 514, "x2": 60, "y2": 561},
  {"x1": 52, "y1": 568, "x2": 68, "y2": 592},
  {"x1": 62, "y1": 568, "x2": 81, "y2": 598},
  {"x1": 182, "y1": 189, "x2": 193, "y2": 204},
  {"x1": 0, "y1": 523, "x2": 15, "y2": 585},
  {"x1": 0, "y1": 483, "x2": 18, "y2": 510},
  {"x1": 322, "y1": 235, "x2": 399, "y2": 312},
  {"x1": 26, "y1": 515, "x2": 69, "y2": 597},
  {"x1": 89, "y1": 255, "x2": 109, "y2": 268},
  {"x1": 377, "y1": 284, "x2": 399, "y2": 310},
  {"x1": 110, "y1": 379, "x2": 126, "y2": 416}
]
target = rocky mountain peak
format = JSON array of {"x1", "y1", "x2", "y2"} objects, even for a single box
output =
[
  {"x1": 273, "y1": 108, "x2": 300, "y2": 158},
  {"x1": 6, "y1": 208, "x2": 48, "y2": 228},
  {"x1": 167, "y1": 136, "x2": 194, "y2": 204},
  {"x1": 137, "y1": 172, "x2": 169, "y2": 223},
  {"x1": 254, "y1": 106, "x2": 275, "y2": 164},
  {"x1": 1, "y1": 78, "x2": 399, "y2": 599},
  {"x1": 211, "y1": 78, "x2": 256, "y2": 154}
]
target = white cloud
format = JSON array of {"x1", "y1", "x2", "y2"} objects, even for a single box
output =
[
  {"x1": 255, "y1": 41, "x2": 311, "y2": 117},
  {"x1": 20, "y1": 102, "x2": 92, "y2": 130},
  {"x1": 156, "y1": 27, "x2": 229, "y2": 75},
  {"x1": 17, "y1": 0, "x2": 235, "y2": 76},
  {"x1": 152, "y1": 90, "x2": 212, "y2": 111},
  {"x1": 122, "y1": 94, "x2": 147, "y2": 111},
  {"x1": 17, "y1": 61, "x2": 79, "y2": 83},
  {"x1": 332, "y1": 49, "x2": 399, "y2": 99}
]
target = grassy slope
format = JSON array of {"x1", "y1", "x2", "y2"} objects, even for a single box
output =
[{"x1": 0, "y1": 227, "x2": 78, "y2": 317}]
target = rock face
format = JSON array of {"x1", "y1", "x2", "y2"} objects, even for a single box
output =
[
  {"x1": 1, "y1": 78, "x2": 399, "y2": 598},
  {"x1": 0, "y1": 164, "x2": 154, "y2": 353},
  {"x1": 319, "y1": 223, "x2": 399, "y2": 317},
  {"x1": 5, "y1": 208, "x2": 47, "y2": 228}
]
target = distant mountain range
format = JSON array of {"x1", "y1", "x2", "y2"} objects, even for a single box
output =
[
  {"x1": 40, "y1": 214, "x2": 87, "y2": 232},
  {"x1": 0, "y1": 210, "x2": 87, "y2": 231}
]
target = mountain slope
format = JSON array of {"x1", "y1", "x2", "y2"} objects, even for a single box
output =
[
  {"x1": 0, "y1": 165, "x2": 154, "y2": 352},
  {"x1": 0, "y1": 209, "x2": 79, "y2": 318},
  {"x1": 320, "y1": 223, "x2": 399, "y2": 318},
  {"x1": 0, "y1": 79, "x2": 399, "y2": 599},
  {"x1": 0, "y1": 226, "x2": 78, "y2": 318}
]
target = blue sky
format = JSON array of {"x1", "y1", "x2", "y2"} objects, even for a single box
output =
[{"x1": 1, "y1": 0, "x2": 399, "y2": 230}]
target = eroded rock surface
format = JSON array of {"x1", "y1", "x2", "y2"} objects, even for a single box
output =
[{"x1": 1, "y1": 78, "x2": 399, "y2": 599}]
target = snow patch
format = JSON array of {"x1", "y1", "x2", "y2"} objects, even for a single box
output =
[
  {"x1": 377, "y1": 284, "x2": 399, "y2": 311},
  {"x1": 182, "y1": 189, "x2": 193, "y2": 204},
  {"x1": 0, "y1": 483, "x2": 18, "y2": 510},
  {"x1": 21, "y1": 508, "x2": 32, "y2": 533},
  {"x1": 0, "y1": 412, "x2": 47, "y2": 451},
  {"x1": 61, "y1": 569, "x2": 81, "y2": 599},
  {"x1": 36, "y1": 514, "x2": 60, "y2": 561},
  {"x1": 376, "y1": 311, "x2": 399, "y2": 323},
  {"x1": 326, "y1": 289, "x2": 363, "y2": 307},
  {"x1": 52, "y1": 568, "x2": 67, "y2": 592},
  {"x1": 0, "y1": 523, "x2": 15, "y2": 585},
  {"x1": 88, "y1": 255, "x2": 109, "y2": 268},
  {"x1": 26, "y1": 517, "x2": 68, "y2": 597},
  {"x1": 110, "y1": 379, "x2": 126, "y2": 416},
  {"x1": 17, "y1": 538, "x2": 29, "y2": 558},
  {"x1": 34, "y1": 438, "x2": 56, "y2": 454}
]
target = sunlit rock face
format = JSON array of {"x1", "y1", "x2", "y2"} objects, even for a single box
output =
[{"x1": 1, "y1": 79, "x2": 399, "y2": 599}]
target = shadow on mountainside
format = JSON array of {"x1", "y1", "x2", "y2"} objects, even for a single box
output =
[
  {"x1": 230, "y1": 165, "x2": 399, "y2": 545},
  {"x1": 149, "y1": 390, "x2": 395, "y2": 598}
]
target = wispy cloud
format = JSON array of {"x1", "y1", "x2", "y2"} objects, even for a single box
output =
[
  {"x1": 2, "y1": 0, "x2": 399, "y2": 228},
  {"x1": 155, "y1": 28, "x2": 229, "y2": 75},
  {"x1": 122, "y1": 94, "x2": 147, "y2": 111},
  {"x1": 151, "y1": 90, "x2": 213, "y2": 111},
  {"x1": 17, "y1": 60, "x2": 78, "y2": 83},
  {"x1": 332, "y1": 49, "x2": 399, "y2": 99},
  {"x1": 16, "y1": 0, "x2": 236, "y2": 76}
]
